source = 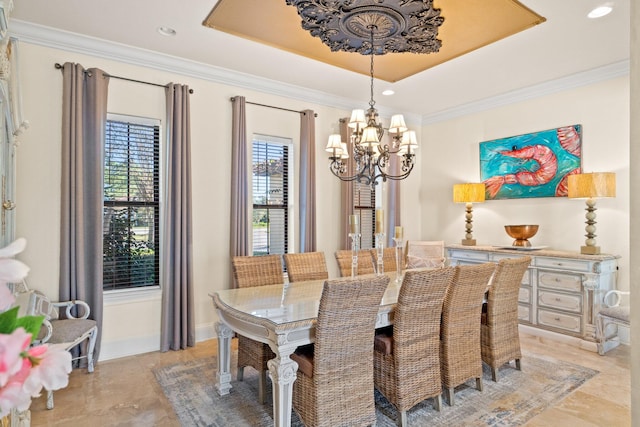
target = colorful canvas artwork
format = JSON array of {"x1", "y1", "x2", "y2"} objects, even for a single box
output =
[{"x1": 480, "y1": 125, "x2": 582, "y2": 200}]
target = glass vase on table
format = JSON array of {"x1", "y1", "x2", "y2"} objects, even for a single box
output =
[
  {"x1": 393, "y1": 226, "x2": 404, "y2": 283},
  {"x1": 349, "y1": 232, "x2": 361, "y2": 277}
]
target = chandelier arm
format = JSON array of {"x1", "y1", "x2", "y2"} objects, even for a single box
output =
[{"x1": 373, "y1": 162, "x2": 415, "y2": 182}]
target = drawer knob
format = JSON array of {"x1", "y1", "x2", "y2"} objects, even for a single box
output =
[
  {"x1": 555, "y1": 278, "x2": 561, "y2": 282},
  {"x1": 554, "y1": 317, "x2": 561, "y2": 321},
  {"x1": 555, "y1": 297, "x2": 561, "y2": 302}
]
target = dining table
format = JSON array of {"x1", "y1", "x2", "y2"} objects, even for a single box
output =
[{"x1": 210, "y1": 271, "x2": 403, "y2": 427}]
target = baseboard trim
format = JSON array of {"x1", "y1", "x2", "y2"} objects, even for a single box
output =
[{"x1": 98, "y1": 322, "x2": 217, "y2": 362}]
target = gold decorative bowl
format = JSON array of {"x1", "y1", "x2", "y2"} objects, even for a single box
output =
[{"x1": 504, "y1": 225, "x2": 539, "y2": 247}]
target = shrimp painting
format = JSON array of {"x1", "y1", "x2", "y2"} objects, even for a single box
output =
[{"x1": 480, "y1": 125, "x2": 582, "y2": 199}]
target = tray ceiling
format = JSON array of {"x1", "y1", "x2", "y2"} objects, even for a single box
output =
[{"x1": 203, "y1": 0, "x2": 545, "y2": 82}]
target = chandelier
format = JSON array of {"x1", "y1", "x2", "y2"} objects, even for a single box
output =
[
  {"x1": 325, "y1": 27, "x2": 419, "y2": 186},
  {"x1": 284, "y1": 1, "x2": 444, "y2": 186}
]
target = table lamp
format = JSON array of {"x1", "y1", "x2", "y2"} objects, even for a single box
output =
[
  {"x1": 567, "y1": 172, "x2": 616, "y2": 254},
  {"x1": 453, "y1": 183, "x2": 486, "y2": 246}
]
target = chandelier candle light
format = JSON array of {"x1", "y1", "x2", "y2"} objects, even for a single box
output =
[
  {"x1": 453, "y1": 183, "x2": 486, "y2": 246},
  {"x1": 567, "y1": 172, "x2": 616, "y2": 255}
]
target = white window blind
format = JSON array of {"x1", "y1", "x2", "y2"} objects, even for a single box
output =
[
  {"x1": 103, "y1": 116, "x2": 160, "y2": 291},
  {"x1": 252, "y1": 136, "x2": 290, "y2": 257}
]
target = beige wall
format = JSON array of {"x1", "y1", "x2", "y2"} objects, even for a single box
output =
[
  {"x1": 12, "y1": 38, "x2": 630, "y2": 361},
  {"x1": 419, "y1": 77, "x2": 630, "y2": 293},
  {"x1": 14, "y1": 42, "x2": 423, "y2": 359}
]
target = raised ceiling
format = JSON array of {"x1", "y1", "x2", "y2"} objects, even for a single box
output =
[{"x1": 203, "y1": 0, "x2": 545, "y2": 82}]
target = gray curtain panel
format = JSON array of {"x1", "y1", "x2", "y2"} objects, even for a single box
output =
[
  {"x1": 59, "y1": 62, "x2": 109, "y2": 362},
  {"x1": 161, "y1": 83, "x2": 195, "y2": 352},
  {"x1": 230, "y1": 96, "x2": 249, "y2": 287},
  {"x1": 299, "y1": 110, "x2": 317, "y2": 252},
  {"x1": 339, "y1": 118, "x2": 354, "y2": 250}
]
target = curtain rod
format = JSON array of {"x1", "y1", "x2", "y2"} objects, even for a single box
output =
[
  {"x1": 230, "y1": 97, "x2": 318, "y2": 117},
  {"x1": 54, "y1": 63, "x2": 194, "y2": 94}
]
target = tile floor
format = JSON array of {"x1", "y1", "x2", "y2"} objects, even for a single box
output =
[{"x1": 29, "y1": 333, "x2": 630, "y2": 426}]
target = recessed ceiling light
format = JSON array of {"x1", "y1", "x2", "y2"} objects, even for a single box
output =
[
  {"x1": 382, "y1": 89, "x2": 395, "y2": 96},
  {"x1": 588, "y1": 4, "x2": 613, "y2": 19},
  {"x1": 157, "y1": 26, "x2": 177, "y2": 36}
]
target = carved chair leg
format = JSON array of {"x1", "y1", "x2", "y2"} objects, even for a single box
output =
[
  {"x1": 476, "y1": 377, "x2": 483, "y2": 391},
  {"x1": 491, "y1": 367, "x2": 498, "y2": 382},
  {"x1": 87, "y1": 328, "x2": 98, "y2": 373}
]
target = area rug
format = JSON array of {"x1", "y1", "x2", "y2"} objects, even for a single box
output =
[{"x1": 153, "y1": 350, "x2": 597, "y2": 427}]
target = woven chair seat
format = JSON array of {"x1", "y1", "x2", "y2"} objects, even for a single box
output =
[
  {"x1": 596, "y1": 290, "x2": 630, "y2": 355},
  {"x1": 599, "y1": 306, "x2": 629, "y2": 323}
]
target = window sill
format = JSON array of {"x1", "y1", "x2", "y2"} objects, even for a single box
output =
[{"x1": 104, "y1": 286, "x2": 161, "y2": 306}]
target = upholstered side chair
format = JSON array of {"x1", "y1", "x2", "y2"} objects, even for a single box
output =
[
  {"x1": 481, "y1": 256, "x2": 531, "y2": 381},
  {"x1": 291, "y1": 275, "x2": 390, "y2": 427},
  {"x1": 231, "y1": 254, "x2": 283, "y2": 404},
  {"x1": 283, "y1": 252, "x2": 329, "y2": 283},
  {"x1": 596, "y1": 290, "x2": 630, "y2": 355},
  {"x1": 440, "y1": 262, "x2": 496, "y2": 406},
  {"x1": 374, "y1": 267, "x2": 456, "y2": 425},
  {"x1": 16, "y1": 287, "x2": 98, "y2": 410},
  {"x1": 334, "y1": 249, "x2": 376, "y2": 277},
  {"x1": 405, "y1": 240, "x2": 446, "y2": 269}
]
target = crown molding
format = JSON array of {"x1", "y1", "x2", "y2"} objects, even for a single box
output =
[
  {"x1": 10, "y1": 20, "x2": 629, "y2": 128},
  {"x1": 421, "y1": 60, "x2": 630, "y2": 124}
]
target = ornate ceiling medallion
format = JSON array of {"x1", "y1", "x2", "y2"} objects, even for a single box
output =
[{"x1": 285, "y1": 0, "x2": 444, "y2": 55}]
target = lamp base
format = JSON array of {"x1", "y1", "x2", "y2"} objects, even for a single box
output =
[
  {"x1": 581, "y1": 245, "x2": 601, "y2": 255},
  {"x1": 461, "y1": 238, "x2": 476, "y2": 246}
]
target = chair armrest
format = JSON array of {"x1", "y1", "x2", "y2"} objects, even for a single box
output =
[
  {"x1": 34, "y1": 318, "x2": 53, "y2": 345},
  {"x1": 603, "y1": 290, "x2": 630, "y2": 308},
  {"x1": 52, "y1": 300, "x2": 91, "y2": 319}
]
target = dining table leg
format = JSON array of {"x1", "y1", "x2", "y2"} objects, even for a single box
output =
[
  {"x1": 267, "y1": 345, "x2": 299, "y2": 427},
  {"x1": 214, "y1": 322, "x2": 234, "y2": 395}
]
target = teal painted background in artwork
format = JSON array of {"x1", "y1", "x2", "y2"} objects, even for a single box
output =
[{"x1": 479, "y1": 125, "x2": 582, "y2": 200}]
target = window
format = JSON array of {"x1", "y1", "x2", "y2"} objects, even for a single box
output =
[
  {"x1": 252, "y1": 135, "x2": 291, "y2": 256},
  {"x1": 354, "y1": 182, "x2": 376, "y2": 249},
  {"x1": 103, "y1": 115, "x2": 160, "y2": 291}
]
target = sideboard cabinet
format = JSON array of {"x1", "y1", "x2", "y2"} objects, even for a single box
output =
[{"x1": 446, "y1": 244, "x2": 620, "y2": 352}]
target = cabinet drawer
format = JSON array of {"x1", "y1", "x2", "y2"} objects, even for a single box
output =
[
  {"x1": 518, "y1": 286, "x2": 531, "y2": 304},
  {"x1": 538, "y1": 290, "x2": 582, "y2": 313},
  {"x1": 538, "y1": 270, "x2": 582, "y2": 293},
  {"x1": 536, "y1": 257, "x2": 591, "y2": 272},
  {"x1": 448, "y1": 250, "x2": 490, "y2": 262},
  {"x1": 538, "y1": 309, "x2": 582, "y2": 334},
  {"x1": 518, "y1": 304, "x2": 531, "y2": 322},
  {"x1": 492, "y1": 253, "x2": 528, "y2": 262}
]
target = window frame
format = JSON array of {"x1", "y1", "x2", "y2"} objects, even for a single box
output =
[
  {"x1": 250, "y1": 134, "x2": 293, "y2": 258},
  {"x1": 103, "y1": 113, "x2": 162, "y2": 294}
]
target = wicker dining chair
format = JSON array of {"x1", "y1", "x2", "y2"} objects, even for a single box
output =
[
  {"x1": 291, "y1": 275, "x2": 390, "y2": 427},
  {"x1": 284, "y1": 252, "x2": 329, "y2": 283},
  {"x1": 440, "y1": 262, "x2": 496, "y2": 406},
  {"x1": 405, "y1": 240, "x2": 446, "y2": 269},
  {"x1": 481, "y1": 257, "x2": 531, "y2": 381},
  {"x1": 369, "y1": 247, "x2": 398, "y2": 274},
  {"x1": 334, "y1": 249, "x2": 376, "y2": 277},
  {"x1": 231, "y1": 254, "x2": 283, "y2": 404},
  {"x1": 374, "y1": 267, "x2": 456, "y2": 425}
]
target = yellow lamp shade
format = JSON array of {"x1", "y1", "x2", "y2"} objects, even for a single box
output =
[
  {"x1": 453, "y1": 183, "x2": 486, "y2": 203},
  {"x1": 568, "y1": 172, "x2": 616, "y2": 199}
]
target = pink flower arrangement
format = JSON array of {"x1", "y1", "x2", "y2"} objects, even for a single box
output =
[{"x1": 0, "y1": 238, "x2": 72, "y2": 417}]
